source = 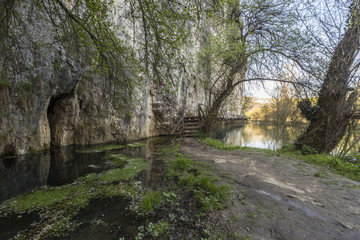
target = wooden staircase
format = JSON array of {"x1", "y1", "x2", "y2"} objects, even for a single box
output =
[
  {"x1": 172, "y1": 115, "x2": 200, "y2": 137},
  {"x1": 183, "y1": 116, "x2": 200, "y2": 137}
]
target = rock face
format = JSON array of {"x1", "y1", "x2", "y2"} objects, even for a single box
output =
[{"x1": 0, "y1": 0, "x2": 242, "y2": 156}]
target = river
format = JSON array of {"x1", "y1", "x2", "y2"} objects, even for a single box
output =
[{"x1": 215, "y1": 122, "x2": 305, "y2": 150}]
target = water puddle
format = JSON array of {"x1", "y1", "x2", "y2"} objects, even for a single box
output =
[
  {"x1": 65, "y1": 197, "x2": 143, "y2": 240},
  {"x1": 0, "y1": 137, "x2": 172, "y2": 240},
  {"x1": 255, "y1": 190, "x2": 328, "y2": 222}
]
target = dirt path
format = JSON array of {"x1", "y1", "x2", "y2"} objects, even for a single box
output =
[{"x1": 180, "y1": 138, "x2": 360, "y2": 240}]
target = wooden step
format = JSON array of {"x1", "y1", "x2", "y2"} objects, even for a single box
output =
[
  {"x1": 173, "y1": 115, "x2": 201, "y2": 138},
  {"x1": 185, "y1": 122, "x2": 198, "y2": 126}
]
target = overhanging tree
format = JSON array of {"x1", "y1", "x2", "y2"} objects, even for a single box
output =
[
  {"x1": 199, "y1": 0, "x2": 314, "y2": 136},
  {"x1": 295, "y1": 0, "x2": 360, "y2": 153}
]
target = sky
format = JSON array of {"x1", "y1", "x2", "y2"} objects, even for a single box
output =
[{"x1": 245, "y1": 81, "x2": 277, "y2": 99}]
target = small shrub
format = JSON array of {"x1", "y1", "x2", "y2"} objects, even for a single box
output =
[{"x1": 0, "y1": 78, "x2": 11, "y2": 89}]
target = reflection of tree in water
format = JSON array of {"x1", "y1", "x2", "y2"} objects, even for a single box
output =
[{"x1": 217, "y1": 123, "x2": 305, "y2": 150}]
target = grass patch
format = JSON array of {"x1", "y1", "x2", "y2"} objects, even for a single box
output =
[
  {"x1": 199, "y1": 137, "x2": 243, "y2": 150},
  {"x1": 172, "y1": 156, "x2": 192, "y2": 170},
  {"x1": 140, "y1": 190, "x2": 162, "y2": 212},
  {"x1": 278, "y1": 145, "x2": 360, "y2": 182},
  {"x1": 104, "y1": 153, "x2": 131, "y2": 165},
  {"x1": 165, "y1": 144, "x2": 230, "y2": 212}
]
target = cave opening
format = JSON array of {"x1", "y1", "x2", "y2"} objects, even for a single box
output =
[{"x1": 47, "y1": 92, "x2": 74, "y2": 148}]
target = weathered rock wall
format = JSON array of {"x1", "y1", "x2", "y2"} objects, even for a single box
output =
[{"x1": 0, "y1": 0, "x2": 240, "y2": 156}]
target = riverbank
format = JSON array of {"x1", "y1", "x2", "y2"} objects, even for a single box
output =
[
  {"x1": 180, "y1": 138, "x2": 360, "y2": 239},
  {"x1": 1, "y1": 137, "x2": 359, "y2": 239}
]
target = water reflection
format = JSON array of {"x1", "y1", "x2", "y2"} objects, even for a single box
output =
[
  {"x1": 215, "y1": 122, "x2": 305, "y2": 150},
  {"x1": 0, "y1": 152, "x2": 50, "y2": 201},
  {"x1": 0, "y1": 138, "x2": 169, "y2": 202}
]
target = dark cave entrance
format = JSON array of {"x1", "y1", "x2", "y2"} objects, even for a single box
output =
[{"x1": 47, "y1": 92, "x2": 74, "y2": 148}]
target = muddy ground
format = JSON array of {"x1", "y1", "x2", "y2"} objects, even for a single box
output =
[{"x1": 180, "y1": 138, "x2": 360, "y2": 240}]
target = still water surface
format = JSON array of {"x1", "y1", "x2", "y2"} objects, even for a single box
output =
[
  {"x1": 0, "y1": 138, "x2": 169, "y2": 240},
  {"x1": 215, "y1": 122, "x2": 305, "y2": 150},
  {"x1": 0, "y1": 138, "x2": 168, "y2": 202}
]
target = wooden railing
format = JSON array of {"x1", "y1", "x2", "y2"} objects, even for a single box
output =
[{"x1": 171, "y1": 115, "x2": 185, "y2": 135}]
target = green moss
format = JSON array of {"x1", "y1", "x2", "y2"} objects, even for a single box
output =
[
  {"x1": 76, "y1": 145, "x2": 125, "y2": 153},
  {"x1": 0, "y1": 186, "x2": 74, "y2": 212},
  {"x1": 127, "y1": 142, "x2": 146, "y2": 147},
  {"x1": 78, "y1": 172, "x2": 98, "y2": 182},
  {"x1": 140, "y1": 190, "x2": 162, "y2": 212},
  {"x1": 99, "y1": 158, "x2": 146, "y2": 182},
  {"x1": 105, "y1": 153, "x2": 130, "y2": 165}
]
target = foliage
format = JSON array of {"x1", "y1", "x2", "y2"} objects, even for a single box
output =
[
  {"x1": 140, "y1": 190, "x2": 162, "y2": 212},
  {"x1": 269, "y1": 82, "x2": 304, "y2": 124},
  {"x1": 135, "y1": 220, "x2": 169, "y2": 239},
  {"x1": 199, "y1": 0, "x2": 315, "y2": 135},
  {"x1": 241, "y1": 96, "x2": 254, "y2": 114},
  {"x1": 295, "y1": 0, "x2": 360, "y2": 153},
  {"x1": 126, "y1": 0, "x2": 197, "y2": 89}
]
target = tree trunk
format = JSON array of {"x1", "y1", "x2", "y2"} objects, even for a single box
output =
[
  {"x1": 296, "y1": 2, "x2": 360, "y2": 153},
  {"x1": 203, "y1": 64, "x2": 246, "y2": 136},
  {"x1": 204, "y1": 80, "x2": 234, "y2": 136}
]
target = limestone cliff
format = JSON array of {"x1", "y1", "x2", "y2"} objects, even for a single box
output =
[{"x1": 0, "y1": 0, "x2": 242, "y2": 156}]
